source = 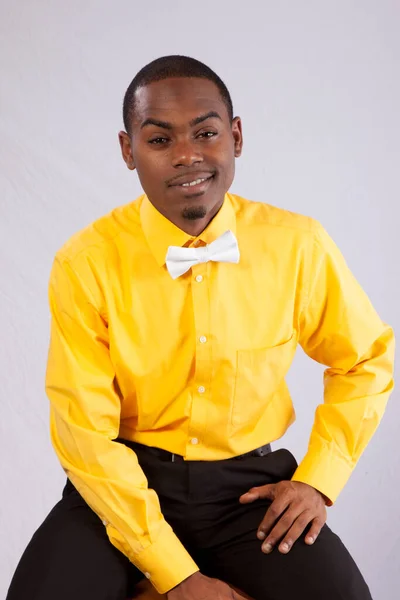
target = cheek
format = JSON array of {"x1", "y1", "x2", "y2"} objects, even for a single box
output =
[
  {"x1": 135, "y1": 154, "x2": 168, "y2": 187},
  {"x1": 213, "y1": 145, "x2": 236, "y2": 185},
  {"x1": 221, "y1": 164, "x2": 236, "y2": 191}
]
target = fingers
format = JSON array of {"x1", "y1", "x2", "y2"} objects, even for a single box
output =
[
  {"x1": 304, "y1": 516, "x2": 325, "y2": 545},
  {"x1": 260, "y1": 505, "x2": 303, "y2": 553},
  {"x1": 242, "y1": 480, "x2": 327, "y2": 556},
  {"x1": 239, "y1": 484, "x2": 275, "y2": 504},
  {"x1": 277, "y1": 514, "x2": 325, "y2": 554},
  {"x1": 261, "y1": 511, "x2": 325, "y2": 555},
  {"x1": 231, "y1": 589, "x2": 254, "y2": 600},
  {"x1": 256, "y1": 492, "x2": 292, "y2": 541},
  {"x1": 275, "y1": 509, "x2": 314, "y2": 553},
  {"x1": 219, "y1": 580, "x2": 253, "y2": 600},
  {"x1": 229, "y1": 583, "x2": 254, "y2": 600}
]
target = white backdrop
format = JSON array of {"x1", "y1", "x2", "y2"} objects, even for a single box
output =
[{"x1": 1, "y1": 1, "x2": 399, "y2": 598}]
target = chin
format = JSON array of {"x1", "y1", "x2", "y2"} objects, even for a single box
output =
[{"x1": 181, "y1": 206, "x2": 208, "y2": 221}]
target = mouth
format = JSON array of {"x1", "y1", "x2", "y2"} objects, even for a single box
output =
[{"x1": 168, "y1": 174, "x2": 215, "y2": 195}]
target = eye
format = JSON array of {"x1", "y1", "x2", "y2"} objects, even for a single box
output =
[
  {"x1": 198, "y1": 131, "x2": 217, "y2": 139},
  {"x1": 148, "y1": 137, "x2": 169, "y2": 145}
]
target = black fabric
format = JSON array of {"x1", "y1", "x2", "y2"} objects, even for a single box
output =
[
  {"x1": 122, "y1": 439, "x2": 272, "y2": 462},
  {"x1": 6, "y1": 441, "x2": 372, "y2": 600}
]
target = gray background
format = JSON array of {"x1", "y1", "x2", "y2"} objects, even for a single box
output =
[{"x1": 1, "y1": 1, "x2": 399, "y2": 598}]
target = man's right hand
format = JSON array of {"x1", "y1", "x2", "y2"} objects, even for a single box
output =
[{"x1": 167, "y1": 572, "x2": 251, "y2": 600}]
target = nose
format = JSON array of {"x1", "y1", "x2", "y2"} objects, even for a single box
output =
[{"x1": 171, "y1": 138, "x2": 203, "y2": 168}]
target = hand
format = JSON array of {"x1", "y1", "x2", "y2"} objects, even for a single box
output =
[
  {"x1": 167, "y1": 572, "x2": 251, "y2": 600},
  {"x1": 239, "y1": 480, "x2": 327, "y2": 555}
]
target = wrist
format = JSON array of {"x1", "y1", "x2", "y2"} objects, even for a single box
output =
[
  {"x1": 311, "y1": 486, "x2": 330, "y2": 505},
  {"x1": 167, "y1": 571, "x2": 201, "y2": 596}
]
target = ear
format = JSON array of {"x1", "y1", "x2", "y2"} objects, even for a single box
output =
[
  {"x1": 232, "y1": 116, "x2": 243, "y2": 158},
  {"x1": 118, "y1": 131, "x2": 136, "y2": 171}
]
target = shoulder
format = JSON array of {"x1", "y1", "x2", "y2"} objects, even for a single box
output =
[
  {"x1": 54, "y1": 196, "x2": 143, "y2": 265},
  {"x1": 229, "y1": 193, "x2": 321, "y2": 237}
]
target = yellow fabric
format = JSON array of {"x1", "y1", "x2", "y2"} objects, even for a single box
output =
[{"x1": 46, "y1": 192, "x2": 394, "y2": 593}]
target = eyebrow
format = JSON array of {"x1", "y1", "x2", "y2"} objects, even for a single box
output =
[{"x1": 140, "y1": 110, "x2": 222, "y2": 130}]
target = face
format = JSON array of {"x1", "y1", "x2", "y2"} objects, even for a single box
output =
[{"x1": 119, "y1": 77, "x2": 243, "y2": 235}]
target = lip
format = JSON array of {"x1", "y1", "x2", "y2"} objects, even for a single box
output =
[
  {"x1": 168, "y1": 172, "x2": 215, "y2": 187},
  {"x1": 168, "y1": 174, "x2": 215, "y2": 194}
]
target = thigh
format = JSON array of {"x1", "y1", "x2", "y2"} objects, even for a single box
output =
[
  {"x1": 205, "y1": 499, "x2": 372, "y2": 600},
  {"x1": 6, "y1": 480, "x2": 143, "y2": 600}
]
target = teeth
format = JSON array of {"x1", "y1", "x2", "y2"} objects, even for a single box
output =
[{"x1": 181, "y1": 177, "x2": 209, "y2": 187}]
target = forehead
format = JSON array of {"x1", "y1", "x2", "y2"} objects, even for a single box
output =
[{"x1": 132, "y1": 77, "x2": 228, "y2": 125}]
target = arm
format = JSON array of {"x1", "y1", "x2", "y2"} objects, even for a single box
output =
[
  {"x1": 46, "y1": 254, "x2": 198, "y2": 594},
  {"x1": 292, "y1": 222, "x2": 395, "y2": 504}
]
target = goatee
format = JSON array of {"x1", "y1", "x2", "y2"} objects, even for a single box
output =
[{"x1": 181, "y1": 206, "x2": 207, "y2": 221}]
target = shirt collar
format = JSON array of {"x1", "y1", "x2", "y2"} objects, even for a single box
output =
[{"x1": 140, "y1": 193, "x2": 237, "y2": 267}]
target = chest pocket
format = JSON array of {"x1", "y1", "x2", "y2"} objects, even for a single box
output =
[{"x1": 231, "y1": 334, "x2": 297, "y2": 431}]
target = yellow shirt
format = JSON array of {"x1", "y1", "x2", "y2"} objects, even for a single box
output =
[{"x1": 46, "y1": 193, "x2": 394, "y2": 593}]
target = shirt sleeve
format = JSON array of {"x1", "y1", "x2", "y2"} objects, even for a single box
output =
[
  {"x1": 292, "y1": 222, "x2": 395, "y2": 505},
  {"x1": 45, "y1": 254, "x2": 199, "y2": 594}
]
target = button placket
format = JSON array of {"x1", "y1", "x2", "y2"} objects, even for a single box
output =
[{"x1": 188, "y1": 263, "x2": 211, "y2": 453}]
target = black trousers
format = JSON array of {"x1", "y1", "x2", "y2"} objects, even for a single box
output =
[{"x1": 6, "y1": 440, "x2": 372, "y2": 600}]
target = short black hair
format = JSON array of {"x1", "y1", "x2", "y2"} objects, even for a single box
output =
[{"x1": 122, "y1": 55, "x2": 234, "y2": 135}]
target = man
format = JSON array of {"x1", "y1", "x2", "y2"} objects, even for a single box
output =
[{"x1": 7, "y1": 55, "x2": 394, "y2": 600}]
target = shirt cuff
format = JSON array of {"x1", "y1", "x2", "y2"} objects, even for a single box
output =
[
  {"x1": 291, "y1": 445, "x2": 354, "y2": 506},
  {"x1": 130, "y1": 523, "x2": 199, "y2": 594}
]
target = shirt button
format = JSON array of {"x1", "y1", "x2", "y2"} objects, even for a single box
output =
[
  {"x1": 191, "y1": 438, "x2": 199, "y2": 445},
  {"x1": 198, "y1": 386, "x2": 206, "y2": 394},
  {"x1": 199, "y1": 335, "x2": 207, "y2": 344},
  {"x1": 144, "y1": 572, "x2": 151, "y2": 579},
  {"x1": 102, "y1": 519, "x2": 108, "y2": 526},
  {"x1": 195, "y1": 275, "x2": 203, "y2": 283}
]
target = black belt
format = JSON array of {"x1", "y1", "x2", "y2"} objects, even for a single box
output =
[{"x1": 117, "y1": 438, "x2": 271, "y2": 462}]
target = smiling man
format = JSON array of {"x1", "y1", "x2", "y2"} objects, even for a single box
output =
[
  {"x1": 7, "y1": 55, "x2": 394, "y2": 600},
  {"x1": 120, "y1": 77, "x2": 241, "y2": 235}
]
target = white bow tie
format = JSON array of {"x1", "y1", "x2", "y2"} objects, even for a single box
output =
[{"x1": 165, "y1": 230, "x2": 240, "y2": 280}]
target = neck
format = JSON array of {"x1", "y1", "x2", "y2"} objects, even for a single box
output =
[{"x1": 176, "y1": 218, "x2": 212, "y2": 237}]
